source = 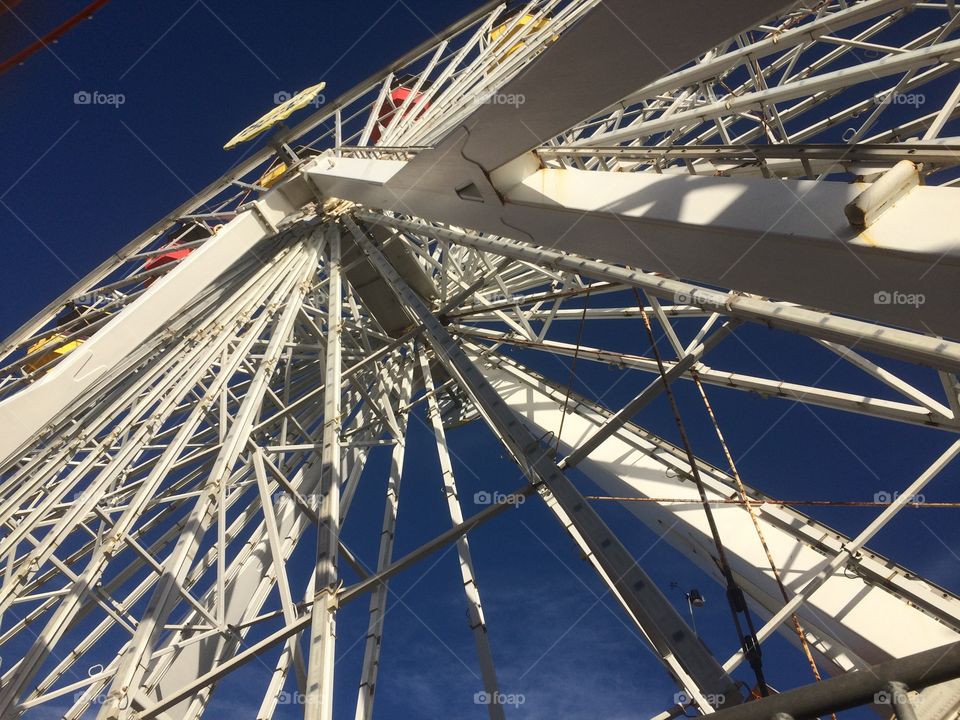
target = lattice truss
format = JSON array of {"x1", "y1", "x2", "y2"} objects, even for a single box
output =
[{"x1": 1, "y1": 1, "x2": 960, "y2": 719}]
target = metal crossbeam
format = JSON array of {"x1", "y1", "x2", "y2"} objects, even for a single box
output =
[{"x1": 310, "y1": 155, "x2": 960, "y2": 338}]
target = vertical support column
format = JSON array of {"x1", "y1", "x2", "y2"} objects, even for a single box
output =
[
  {"x1": 417, "y1": 350, "x2": 505, "y2": 720},
  {"x1": 305, "y1": 226, "x2": 344, "y2": 720},
  {"x1": 354, "y1": 362, "x2": 413, "y2": 720}
]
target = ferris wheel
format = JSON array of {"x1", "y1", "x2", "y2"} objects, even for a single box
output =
[{"x1": 2, "y1": 0, "x2": 960, "y2": 718}]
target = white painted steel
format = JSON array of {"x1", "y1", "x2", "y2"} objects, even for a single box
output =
[{"x1": 4, "y1": 2, "x2": 960, "y2": 718}]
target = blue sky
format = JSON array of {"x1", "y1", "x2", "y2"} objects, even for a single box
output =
[{"x1": 2, "y1": 2, "x2": 960, "y2": 718}]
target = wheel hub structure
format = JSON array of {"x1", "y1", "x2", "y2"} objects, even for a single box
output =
[{"x1": 2, "y1": 1, "x2": 960, "y2": 718}]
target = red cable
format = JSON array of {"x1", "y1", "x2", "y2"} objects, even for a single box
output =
[{"x1": 0, "y1": 0, "x2": 114, "y2": 76}]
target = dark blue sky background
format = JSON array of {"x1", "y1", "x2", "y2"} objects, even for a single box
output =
[{"x1": 2, "y1": 2, "x2": 960, "y2": 718}]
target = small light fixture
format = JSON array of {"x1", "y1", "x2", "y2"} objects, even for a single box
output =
[{"x1": 685, "y1": 588, "x2": 705, "y2": 635}]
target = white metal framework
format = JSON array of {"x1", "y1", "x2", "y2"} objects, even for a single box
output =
[{"x1": 2, "y1": 1, "x2": 960, "y2": 718}]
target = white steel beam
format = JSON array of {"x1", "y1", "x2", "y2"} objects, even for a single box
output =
[
  {"x1": 305, "y1": 226, "x2": 345, "y2": 720},
  {"x1": 559, "y1": 320, "x2": 737, "y2": 470},
  {"x1": 0, "y1": 273, "x2": 294, "y2": 715},
  {"x1": 582, "y1": 39, "x2": 960, "y2": 146},
  {"x1": 613, "y1": 0, "x2": 915, "y2": 110},
  {"x1": 353, "y1": 212, "x2": 960, "y2": 372},
  {"x1": 253, "y1": 449, "x2": 308, "y2": 694},
  {"x1": 307, "y1": 156, "x2": 960, "y2": 339},
  {"x1": 455, "y1": 325, "x2": 958, "y2": 429},
  {"x1": 391, "y1": 0, "x2": 795, "y2": 175},
  {"x1": 137, "y1": 489, "x2": 538, "y2": 720},
  {"x1": 0, "y1": 180, "x2": 315, "y2": 467},
  {"x1": 149, "y1": 453, "x2": 322, "y2": 719},
  {"x1": 722, "y1": 438, "x2": 960, "y2": 674}
]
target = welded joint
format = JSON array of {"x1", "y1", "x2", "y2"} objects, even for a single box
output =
[
  {"x1": 844, "y1": 160, "x2": 920, "y2": 228},
  {"x1": 243, "y1": 200, "x2": 280, "y2": 236},
  {"x1": 314, "y1": 583, "x2": 343, "y2": 611}
]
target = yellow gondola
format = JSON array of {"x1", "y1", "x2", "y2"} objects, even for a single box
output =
[
  {"x1": 25, "y1": 334, "x2": 83, "y2": 373},
  {"x1": 257, "y1": 161, "x2": 289, "y2": 190},
  {"x1": 488, "y1": 13, "x2": 555, "y2": 62}
]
